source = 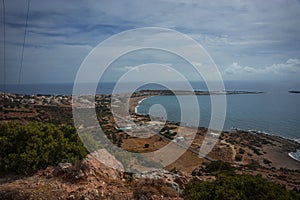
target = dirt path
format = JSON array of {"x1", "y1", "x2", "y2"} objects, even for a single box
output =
[{"x1": 220, "y1": 140, "x2": 236, "y2": 161}]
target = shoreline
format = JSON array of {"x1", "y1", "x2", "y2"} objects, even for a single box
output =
[
  {"x1": 129, "y1": 95, "x2": 153, "y2": 114},
  {"x1": 289, "y1": 150, "x2": 300, "y2": 162},
  {"x1": 234, "y1": 128, "x2": 300, "y2": 146},
  {"x1": 134, "y1": 97, "x2": 148, "y2": 114},
  {"x1": 129, "y1": 94, "x2": 300, "y2": 163},
  {"x1": 130, "y1": 93, "x2": 300, "y2": 143}
]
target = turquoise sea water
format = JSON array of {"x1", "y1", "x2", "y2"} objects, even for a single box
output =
[
  {"x1": 137, "y1": 93, "x2": 300, "y2": 140},
  {"x1": 134, "y1": 81, "x2": 300, "y2": 161},
  {"x1": 136, "y1": 92, "x2": 300, "y2": 161}
]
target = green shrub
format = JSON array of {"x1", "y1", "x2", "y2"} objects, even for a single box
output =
[
  {"x1": 0, "y1": 122, "x2": 87, "y2": 175},
  {"x1": 263, "y1": 158, "x2": 272, "y2": 165},
  {"x1": 184, "y1": 173, "x2": 300, "y2": 200},
  {"x1": 204, "y1": 161, "x2": 235, "y2": 174},
  {"x1": 251, "y1": 146, "x2": 263, "y2": 155}
]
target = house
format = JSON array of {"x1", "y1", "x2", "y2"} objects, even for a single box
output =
[{"x1": 173, "y1": 136, "x2": 185, "y2": 143}]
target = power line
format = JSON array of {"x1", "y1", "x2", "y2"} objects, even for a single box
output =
[
  {"x1": 18, "y1": 0, "x2": 31, "y2": 88},
  {"x1": 2, "y1": 0, "x2": 6, "y2": 94}
]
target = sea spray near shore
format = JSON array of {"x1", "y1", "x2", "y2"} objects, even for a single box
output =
[
  {"x1": 135, "y1": 98, "x2": 147, "y2": 114},
  {"x1": 246, "y1": 130, "x2": 300, "y2": 162},
  {"x1": 289, "y1": 150, "x2": 300, "y2": 162}
]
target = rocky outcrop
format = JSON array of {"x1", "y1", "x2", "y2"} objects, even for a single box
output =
[
  {"x1": 0, "y1": 154, "x2": 184, "y2": 200},
  {"x1": 91, "y1": 149, "x2": 124, "y2": 172}
]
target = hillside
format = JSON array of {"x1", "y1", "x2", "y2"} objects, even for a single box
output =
[{"x1": 0, "y1": 93, "x2": 299, "y2": 199}]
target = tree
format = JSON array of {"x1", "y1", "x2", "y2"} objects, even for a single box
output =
[
  {"x1": 0, "y1": 122, "x2": 87, "y2": 175},
  {"x1": 184, "y1": 173, "x2": 300, "y2": 200}
]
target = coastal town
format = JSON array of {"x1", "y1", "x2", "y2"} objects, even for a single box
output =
[{"x1": 0, "y1": 92, "x2": 72, "y2": 106}]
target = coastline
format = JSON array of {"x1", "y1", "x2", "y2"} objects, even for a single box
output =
[
  {"x1": 289, "y1": 150, "x2": 300, "y2": 162},
  {"x1": 129, "y1": 93, "x2": 300, "y2": 163},
  {"x1": 134, "y1": 98, "x2": 148, "y2": 114},
  {"x1": 129, "y1": 95, "x2": 153, "y2": 114}
]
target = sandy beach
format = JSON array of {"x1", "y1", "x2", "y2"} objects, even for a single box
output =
[{"x1": 129, "y1": 95, "x2": 152, "y2": 114}]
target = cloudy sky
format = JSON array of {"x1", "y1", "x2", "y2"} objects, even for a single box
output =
[{"x1": 1, "y1": 0, "x2": 300, "y2": 84}]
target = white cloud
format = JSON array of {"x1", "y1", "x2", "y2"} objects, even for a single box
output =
[
  {"x1": 224, "y1": 59, "x2": 300, "y2": 79},
  {"x1": 112, "y1": 66, "x2": 140, "y2": 72},
  {"x1": 224, "y1": 62, "x2": 243, "y2": 74}
]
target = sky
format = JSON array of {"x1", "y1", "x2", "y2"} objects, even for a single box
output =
[{"x1": 1, "y1": 0, "x2": 300, "y2": 84}]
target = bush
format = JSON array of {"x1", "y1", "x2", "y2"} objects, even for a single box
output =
[
  {"x1": 0, "y1": 122, "x2": 87, "y2": 175},
  {"x1": 263, "y1": 158, "x2": 272, "y2": 165},
  {"x1": 204, "y1": 161, "x2": 234, "y2": 174},
  {"x1": 184, "y1": 173, "x2": 300, "y2": 200},
  {"x1": 251, "y1": 146, "x2": 263, "y2": 155}
]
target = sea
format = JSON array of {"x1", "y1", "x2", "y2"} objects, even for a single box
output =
[{"x1": 1, "y1": 81, "x2": 300, "y2": 161}]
